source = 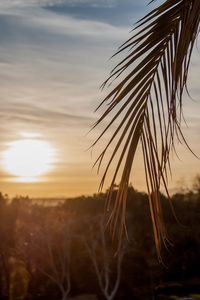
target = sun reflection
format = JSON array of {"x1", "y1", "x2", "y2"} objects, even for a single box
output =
[{"x1": 2, "y1": 138, "x2": 57, "y2": 182}]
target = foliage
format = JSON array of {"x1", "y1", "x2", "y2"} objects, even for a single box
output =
[{"x1": 0, "y1": 185, "x2": 199, "y2": 299}]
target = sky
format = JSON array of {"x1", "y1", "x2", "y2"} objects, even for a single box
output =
[{"x1": 0, "y1": 0, "x2": 200, "y2": 198}]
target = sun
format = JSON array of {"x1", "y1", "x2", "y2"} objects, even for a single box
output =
[{"x1": 2, "y1": 139, "x2": 57, "y2": 182}]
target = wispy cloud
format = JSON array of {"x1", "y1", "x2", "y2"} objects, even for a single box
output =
[{"x1": 0, "y1": 0, "x2": 119, "y2": 9}]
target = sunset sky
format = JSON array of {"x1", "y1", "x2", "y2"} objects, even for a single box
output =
[{"x1": 0, "y1": 0, "x2": 200, "y2": 198}]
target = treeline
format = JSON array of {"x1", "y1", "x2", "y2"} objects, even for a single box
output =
[{"x1": 0, "y1": 185, "x2": 200, "y2": 300}]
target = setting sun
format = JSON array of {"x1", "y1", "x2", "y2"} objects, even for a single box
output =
[{"x1": 2, "y1": 139, "x2": 57, "y2": 182}]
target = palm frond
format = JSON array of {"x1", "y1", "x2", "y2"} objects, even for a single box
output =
[{"x1": 93, "y1": 0, "x2": 200, "y2": 260}]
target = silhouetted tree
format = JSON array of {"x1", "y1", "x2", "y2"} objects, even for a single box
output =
[{"x1": 82, "y1": 216, "x2": 125, "y2": 300}]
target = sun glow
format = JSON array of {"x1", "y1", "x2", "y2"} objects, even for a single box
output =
[{"x1": 2, "y1": 139, "x2": 57, "y2": 182}]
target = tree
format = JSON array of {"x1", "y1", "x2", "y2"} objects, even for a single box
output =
[
  {"x1": 82, "y1": 216, "x2": 125, "y2": 300},
  {"x1": 93, "y1": 0, "x2": 200, "y2": 259},
  {"x1": 0, "y1": 194, "x2": 18, "y2": 298},
  {"x1": 26, "y1": 215, "x2": 72, "y2": 300},
  {"x1": 192, "y1": 174, "x2": 200, "y2": 195}
]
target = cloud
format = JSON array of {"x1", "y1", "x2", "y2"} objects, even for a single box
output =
[
  {"x1": 30, "y1": 10, "x2": 129, "y2": 39},
  {"x1": 0, "y1": 101, "x2": 94, "y2": 127},
  {"x1": 50, "y1": 0, "x2": 119, "y2": 8},
  {"x1": 0, "y1": 0, "x2": 150, "y2": 28},
  {"x1": 0, "y1": 3, "x2": 130, "y2": 117},
  {"x1": 0, "y1": 0, "x2": 119, "y2": 9},
  {"x1": 0, "y1": 5, "x2": 129, "y2": 44}
]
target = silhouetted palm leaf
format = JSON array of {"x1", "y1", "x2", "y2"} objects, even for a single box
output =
[{"x1": 93, "y1": 0, "x2": 200, "y2": 260}]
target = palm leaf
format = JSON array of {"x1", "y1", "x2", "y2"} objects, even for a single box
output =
[{"x1": 93, "y1": 0, "x2": 200, "y2": 260}]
